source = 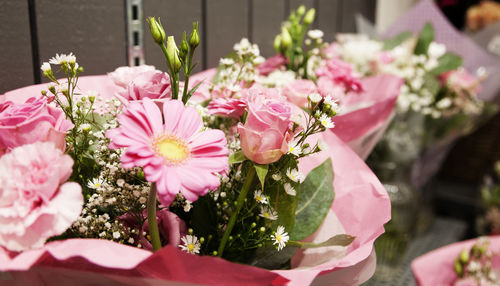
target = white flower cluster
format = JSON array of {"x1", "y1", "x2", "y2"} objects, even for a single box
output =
[
  {"x1": 335, "y1": 34, "x2": 383, "y2": 76},
  {"x1": 258, "y1": 70, "x2": 296, "y2": 88}
]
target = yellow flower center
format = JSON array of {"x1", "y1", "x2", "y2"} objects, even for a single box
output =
[
  {"x1": 276, "y1": 234, "x2": 282, "y2": 242},
  {"x1": 187, "y1": 243, "x2": 195, "y2": 252},
  {"x1": 264, "y1": 212, "x2": 270, "y2": 219},
  {"x1": 153, "y1": 134, "x2": 190, "y2": 165},
  {"x1": 256, "y1": 195, "x2": 262, "y2": 201}
]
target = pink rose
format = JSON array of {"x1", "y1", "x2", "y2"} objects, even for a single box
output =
[
  {"x1": 237, "y1": 87, "x2": 293, "y2": 164},
  {"x1": 316, "y1": 59, "x2": 364, "y2": 93},
  {"x1": 453, "y1": 277, "x2": 479, "y2": 286},
  {"x1": 0, "y1": 142, "x2": 82, "y2": 251},
  {"x1": 258, "y1": 54, "x2": 286, "y2": 76},
  {"x1": 282, "y1": 79, "x2": 318, "y2": 107},
  {"x1": 108, "y1": 65, "x2": 156, "y2": 88},
  {"x1": 207, "y1": 98, "x2": 248, "y2": 118},
  {"x1": 0, "y1": 96, "x2": 73, "y2": 155},
  {"x1": 121, "y1": 209, "x2": 187, "y2": 251},
  {"x1": 441, "y1": 68, "x2": 481, "y2": 95},
  {"x1": 117, "y1": 70, "x2": 171, "y2": 102}
]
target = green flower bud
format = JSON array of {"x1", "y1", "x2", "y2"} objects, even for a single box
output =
[
  {"x1": 454, "y1": 258, "x2": 463, "y2": 277},
  {"x1": 304, "y1": 8, "x2": 316, "y2": 25},
  {"x1": 147, "y1": 17, "x2": 166, "y2": 45},
  {"x1": 89, "y1": 95, "x2": 96, "y2": 103},
  {"x1": 459, "y1": 249, "x2": 469, "y2": 263},
  {"x1": 199, "y1": 237, "x2": 205, "y2": 243},
  {"x1": 77, "y1": 66, "x2": 84, "y2": 73},
  {"x1": 41, "y1": 90, "x2": 47, "y2": 96},
  {"x1": 280, "y1": 27, "x2": 292, "y2": 50},
  {"x1": 166, "y1": 36, "x2": 182, "y2": 72},
  {"x1": 297, "y1": 5, "x2": 306, "y2": 16},
  {"x1": 189, "y1": 22, "x2": 200, "y2": 48},
  {"x1": 179, "y1": 31, "x2": 189, "y2": 62},
  {"x1": 273, "y1": 35, "x2": 282, "y2": 53}
]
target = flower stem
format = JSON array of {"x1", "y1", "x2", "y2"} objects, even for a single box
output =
[
  {"x1": 147, "y1": 183, "x2": 162, "y2": 251},
  {"x1": 217, "y1": 167, "x2": 256, "y2": 257}
]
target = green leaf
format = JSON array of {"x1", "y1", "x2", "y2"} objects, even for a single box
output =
[
  {"x1": 254, "y1": 164, "x2": 268, "y2": 188},
  {"x1": 294, "y1": 234, "x2": 355, "y2": 248},
  {"x1": 423, "y1": 73, "x2": 441, "y2": 97},
  {"x1": 185, "y1": 80, "x2": 204, "y2": 101},
  {"x1": 414, "y1": 22, "x2": 434, "y2": 55},
  {"x1": 228, "y1": 151, "x2": 246, "y2": 164},
  {"x1": 383, "y1": 31, "x2": 412, "y2": 50},
  {"x1": 428, "y1": 52, "x2": 463, "y2": 76},
  {"x1": 248, "y1": 244, "x2": 298, "y2": 269},
  {"x1": 291, "y1": 158, "x2": 334, "y2": 241}
]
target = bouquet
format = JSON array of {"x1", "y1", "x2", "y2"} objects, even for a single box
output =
[{"x1": 0, "y1": 11, "x2": 390, "y2": 285}]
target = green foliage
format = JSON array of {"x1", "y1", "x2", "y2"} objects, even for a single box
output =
[
  {"x1": 383, "y1": 31, "x2": 412, "y2": 50},
  {"x1": 228, "y1": 151, "x2": 247, "y2": 164},
  {"x1": 414, "y1": 22, "x2": 434, "y2": 55},
  {"x1": 254, "y1": 164, "x2": 269, "y2": 188},
  {"x1": 291, "y1": 158, "x2": 335, "y2": 241},
  {"x1": 428, "y1": 52, "x2": 463, "y2": 76}
]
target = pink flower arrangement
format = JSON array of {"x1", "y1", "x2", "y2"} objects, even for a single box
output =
[
  {"x1": 316, "y1": 59, "x2": 364, "y2": 93},
  {"x1": 282, "y1": 79, "x2": 318, "y2": 108},
  {"x1": 237, "y1": 87, "x2": 293, "y2": 164},
  {"x1": 257, "y1": 54, "x2": 286, "y2": 75},
  {"x1": 106, "y1": 98, "x2": 229, "y2": 206},
  {"x1": 207, "y1": 97, "x2": 247, "y2": 119},
  {"x1": 116, "y1": 70, "x2": 171, "y2": 102},
  {"x1": 441, "y1": 68, "x2": 482, "y2": 95},
  {"x1": 0, "y1": 142, "x2": 82, "y2": 251},
  {"x1": 0, "y1": 96, "x2": 73, "y2": 154},
  {"x1": 107, "y1": 65, "x2": 156, "y2": 88}
]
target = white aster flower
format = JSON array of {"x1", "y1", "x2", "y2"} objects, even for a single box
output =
[
  {"x1": 307, "y1": 29, "x2": 324, "y2": 40},
  {"x1": 184, "y1": 200, "x2": 193, "y2": 212},
  {"x1": 308, "y1": 93, "x2": 322, "y2": 103},
  {"x1": 78, "y1": 123, "x2": 92, "y2": 132},
  {"x1": 112, "y1": 232, "x2": 121, "y2": 239},
  {"x1": 272, "y1": 173, "x2": 281, "y2": 181},
  {"x1": 284, "y1": 183, "x2": 296, "y2": 196},
  {"x1": 254, "y1": 190, "x2": 268, "y2": 204},
  {"x1": 40, "y1": 62, "x2": 51, "y2": 73},
  {"x1": 286, "y1": 168, "x2": 304, "y2": 183},
  {"x1": 220, "y1": 58, "x2": 235, "y2": 66},
  {"x1": 288, "y1": 141, "x2": 302, "y2": 156},
  {"x1": 271, "y1": 226, "x2": 289, "y2": 251},
  {"x1": 87, "y1": 178, "x2": 104, "y2": 189},
  {"x1": 319, "y1": 113, "x2": 335, "y2": 129},
  {"x1": 323, "y1": 96, "x2": 340, "y2": 113},
  {"x1": 259, "y1": 206, "x2": 278, "y2": 220},
  {"x1": 427, "y1": 42, "x2": 446, "y2": 59},
  {"x1": 179, "y1": 235, "x2": 201, "y2": 254},
  {"x1": 317, "y1": 139, "x2": 328, "y2": 151},
  {"x1": 49, "y1": 53, "x2": 75, "y2": 65}
]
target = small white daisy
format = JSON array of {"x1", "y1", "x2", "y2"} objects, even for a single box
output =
[
  {"x1": 78, "y1": 123, "x2": 92, "y2": 132},
  {"x1": 220, "y1": 58, "x2": 235, "y2": 66},
  {"x1": 284, "y1": 183, "x2": 296, "y2": 196},
  {"x1": 49, "y1": 53, "x2": 75, "y2": 65},
  {"x1": 179, "y1": 235, "x2": 201, "y2": 254},
  {"x1": 254, "y1": 190, "x2": 268, "y2": 204},
  {"x1": 323, "y1": 96, "x2": 340, "y2": 113},
  {"x1": 259, "y1": 206, "x2": 278, "y2": 220},
  {"x1": 307, "y1": 29, "x2": 324, "y2": 40},
  {"x1": 40, "y1": 62, "x2": 51, "y2": 73},
  {"x1": 288, "y1": 141, "x2": 302, "y2": 156},
  {"x1": 319, "y1": 113, "x2": 335, "y2": 128},
  {"x1": 112, "y1": 232, "x2": 121, "y2": 239},
  {"x1": 184, "y1": 200, "x2": 193, "y2": 212},
  {"x1": 286, "y1": 168, "x2": 304, "y2": 183},
  {"x1": 308, "y1": 93, "x2": 322, "y2": 103},
  {"x1": 271, "y1": 226, "x2": 290, "y2": 251},
  {"x1": 317, "y1": 139, "x2": 328, "y2": 151},
  {"x1": 87, "y1": 178, "x2": 104, "y2": 189},
  {"x1": 271, "y1": 173, "x2": 282, "y2": 181}
]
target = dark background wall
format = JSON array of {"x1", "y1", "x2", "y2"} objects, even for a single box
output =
[{"x1": 0, "y1": 0, "x2": 375, "y2": 94}]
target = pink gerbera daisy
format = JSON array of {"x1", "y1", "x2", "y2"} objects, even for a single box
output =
[{"x1": 106, "y1": 98, "x2": 229, "y2": 206}]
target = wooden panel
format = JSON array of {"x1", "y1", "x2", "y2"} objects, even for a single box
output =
[
  {"x1": 0, "y1": 1, "x2": 34, "y2": 93},
  {"x1": 143, "y1": 0, "x2": 204, "y2": 73},
  {"x1": 340, "y1": 0, "x2": 376, "y2": 33},
  {"x1": 206, "y1": 0, "x2": 249, "y2": 68},
  {"x1": 252, "y1": 0, "x2": 285, "y2": 58},
  {"x1": 36, "y1": 0, "x2": 127, "y2": 81},
  {"x1": 289, "y1": 0, "x2": 315, "y2": 13},
  {"x1": 318, "y1": 0, "x2": 340, "y2": 42}
]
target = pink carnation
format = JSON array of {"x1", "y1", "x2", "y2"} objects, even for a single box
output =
[
  {"x1": 0, "y1": 142, "x2": 82, "y2": 251},
  {"x1": 258, "y1": 54, "x2": 286, "y2": 76},
  {"x1": 441, "y1": 68, "x2": 481, "y2": 95},
  {"x1": 282, "y1": 79, "x2": 318, "y2": 107},
  {"x1": 116, "y1": 70, "x2": 171, "y2": 102},
  {"x1": 316, "y1": 59, "x2": 364, "y2": 93},
  {"x1": 0, "y1": 96, "x2": 73, "y2": 155},
  {"x1": 237, "y1": 87, "x2": 293, "y2": 164},
  {"x1": 108, "y1": 65, "x2": 156, "y2": 88},
  {"x1": 121, "y1": 209, "x2": 187, "y2": 251},
  {"x1": 207, "y1": 98, "x2": 247, "y2": 118},
  {"x1": 106, "y1": 98, "x2": 229, "y2": 206}
]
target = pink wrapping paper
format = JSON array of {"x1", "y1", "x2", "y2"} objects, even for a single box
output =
[
  {"x1": 330, "y1": 75, "x2": 403, "y2": 160},
  {"x1": 412, "y1": 236, "x2": 500, "y2": 286},
  {"x1": 0, "y1": 75, "x2": 391, "y2": 285}
]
